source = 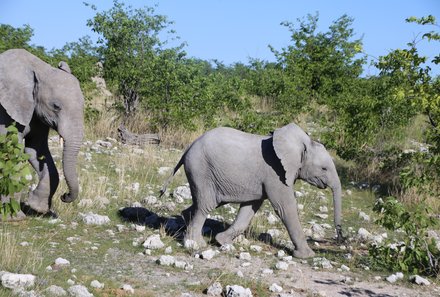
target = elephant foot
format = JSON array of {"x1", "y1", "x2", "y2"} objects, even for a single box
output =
[
  {"x1": 21, "y1": 202, "x2": 57, "y2": 218},
  {"x1": 183, "y1": 236, "x2": 207, "y2": 250},
  {"x1": 293, "y1": 246, "x2": 315, "y2": 259},
  {"x1": 1, "y1": 210, "x2": 27, "y2": 222},
  {"x1": 27, "y1": 193, "x2": 50, "y2": 214},
  {"x1": 215, "y1": 231, "x2": 234, "y2": 246}
]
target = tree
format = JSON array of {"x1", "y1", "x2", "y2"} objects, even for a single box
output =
[
  {"x1": 87, "y1": 0, "x2": 183, "y2": 116},
  {"x1": 0, "y1": 24, "x2": 33, "y2": 53}
]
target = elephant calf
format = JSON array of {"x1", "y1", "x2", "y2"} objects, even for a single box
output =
[
  {"x1": 162, "y1": 123, "x2": 343, "y2": 258},
  {"x1": 0, "y1": 49, "x2": 84, "y2": 219}
]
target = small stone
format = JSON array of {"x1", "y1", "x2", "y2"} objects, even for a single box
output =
[
  {"x1": 45, "y1": 285, "x2": 67, "y2": 296},
  {"x1": 319, "y1": 206, "x2": 328, "y2": 213},
  {"x1": 157, "y1": 255, "x2": 175, "y2": 266},
  {"x1": 201, "y1": 249, "x2": 217, "y2": 260},
  {"x1": 340, "y1": 264, "x2": 350, "y2": 272},
  {"x1": 275, "y1": 261, "x2": 289, "y2": 270},
  {"x1": 395, "y1": 272, "x2": 404, "y2": 280},
  {"x1": 267, "y1": 229, "x2": 281, "y2": 238},
  {"x1": 165, "y1": 246, "x2": 173, "y2": 254},
  {"x1": 184, "y1": 239, "x2": 199, "y2": 250},
  {"x1": 266, "y1": 212, "x2": 279, "y2": 224},
  {"x1": 269, "y1": 283, "x2": 283, "y2": 293},
  {"x1": 386, "y1": 274, "x2": 398, "y2": 283},
  {"x1": 90, "y1": 280, "x2": 104, "y2": 289},
  {"x1": 249, "y1": 245, "x2": 262, "y2": 253},
  {"x1": 142, "y1": 196, "x2": 157, "y2": 205},
  {"x1": 225, "y1": 285, "x2": 253, "y2": 297},
  {"x1": 20, "y1": 242, "x2": 30, "y2": 247},
  {"x1": 206, "y1": 282, "x2": 223, "y2": 296},
  {"x1": 67, "y1": 285, "x2": 93, "y2": 297},
  {"x1": 357, "y1": 228, "x2": 372, "y2": 242},
  {"x1": 409, "y1": 275, "x2": 430, "y2": 286},
  {"x1": 261, "y1": 268, "x2": 273, "y2": 274},
  {"x1": 55, "y1": 258, "x2": 70, "y2": 266},
  {"x1": 315, "y1": 213, "x2": 328, "y2": 219},
  {"x1": 358, "y1": 211, "x2": 370, "y2": 222},
  {"x1": 121, "y1": 284, "x2": 135, "y2": 294},
  {"x1": 236, "y1": 271, "x2": 244, "y2": 278},
  {"x1": 173, "y1": 185, "x2": 192, "y2": 200},
  {"x1": 67, "y1": 279, "x2": 75, "y2": 286},
  {"x1": 313, "y1": 257, "x2": 333, "y2": 269},
  {"x1": 277, "y1": 250, "x2": 286, "y2": 258},
  {"x1": 135, "y1": 225, "x2": 145, "y2": 232},
  {"x1": 239, "y1": 252, "x2": 251, "y2": 261},
  {"x1": 143, "y1": 234, "x2": 165, "y2": 250},
  {"x1": 79, "y1": 212, "x2": 110, "y2": 225},
  {"x1": 0, "y1": 272, "x2": 36, "y2": 289}
]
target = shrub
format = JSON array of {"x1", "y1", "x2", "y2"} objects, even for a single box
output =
[
  {"x1": 369, "y1": 197, "x2": 440, "y2": 276},
  {"x1": 0, "y1": 124, "x2": 30, "y2": 219}
]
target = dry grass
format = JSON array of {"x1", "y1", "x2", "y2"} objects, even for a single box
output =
[{"x1": 0, "y1": 226, "x2": 43, "y2": 273}]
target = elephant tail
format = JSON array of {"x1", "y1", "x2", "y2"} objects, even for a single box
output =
[{"x1": 159, "y1": 149, "x2": 187, "y2": 198}]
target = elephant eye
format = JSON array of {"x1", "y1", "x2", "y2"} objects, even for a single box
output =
[
  {"x1": 52, "y1": 102, "x2": 62, "y2": 112},
  {"x1": 322, "y1": 167, "x2": 327, "y2": 171}
]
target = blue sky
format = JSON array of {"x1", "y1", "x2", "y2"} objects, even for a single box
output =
[{"x1": 1, "y1": 1, "x2": 439, "y2": 75}]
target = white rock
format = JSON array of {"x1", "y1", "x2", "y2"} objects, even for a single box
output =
[
  {"x1": 315, "y1": 213, "x2": 328, "y2": 219},
  {"x1": 358, "y1": 211, "x2": 370, "y2": 222},
  {"x1": 266, "y1": 212, "x2": 279, "y2": 224},
  {"x1": 297, "y1": 204, "x2": 304, "y2": 210},
  {"x1": 340, "y1": 264, "x2": 350, "y2": 272},
  {"x1": 357, "y1": 228, "x2": 372, "y2": 242},
  {"x1": 294, "y1": 191, "x2": 304, "y2": 198},
  {"x1": 269, "y1": 283, "x2": 283, "y2": 293},
  {"x1": 134, "y1": 225, "x2": 145, "y2": 232},
  {"x1": 319, "y1": 206, "x2": 328, "y2": 213},
  {"x1": 45, "y1": 285, "x2": 67, "y2": 296},
  {"x1": 90, "y1": 280, "x2": 104, "y2": 289},
  {"x1": 239, "y1": 252, "x2": 251, "y2": 261},
  {"x1": 121, "y1": 284, "x2": 135, "y2": 294},
  {"x1": 164, "y1": 246, "x2": 173, "y2": 254},
  {"x1": 262, "y1": 268, "x2": 273, "y2": 274},
  {"x1": 158, "y1": 167, "x2": 172, "y2": 176},
  {"x1": 206, "y1": 282, "x2": 223, "y2": 296},
  {"x1": 249, "y1": 245, "x2": 262, "y2": 253},
  {"x1": 225, "y1": 285, "x2": 253, "y2": 297},
  {"x1": 395, "y1": 272, "x2": 404, "y2": 280},
  {"x1": 173, "y1": 185, "x2": 192, "y2": 200},
  {"x1": 386, "y1": 274, "x2": 398, "y2": 283},
  {"x1": 55, "y1": 257, "x2": 70, "y2": 266},
  {"x1": 277, "y1": 250, "x2": 286, "y2": 258},
  {"x1": 79, "y1": 212, "x2": 110, "y2": 225},
  {"x1": 142, "y1": 196, "x2": 157, "y2": 205},
  {"x1": 275, "y1": 261, "x2": 289, "y2": 270},
  {"x1": 410, "y1": 275, "x2": 430, "y2": 286},
  {"x1": 267, "y1": 229, "x2": 281, "y2": 238},
  {"x1": 143, "y1": 234, "x2": 164, "y2": 249},
  {"x1": 157, "y1": 255, "x2": 175, "y2": 266},
  {"x1": 310, "y1": 223, "x2": 326, "y2": 240},
  {"x1": 67, "y1": 279, "x2": 75, "y2": 286},
  {"x1": 0, "y1": 272, "x2": 36, "y2": 289},
  {"x1": 67, "y1": 285, "x2": 93, "y2": 297},
  {"x1": 201, "y1": 249, "x2": 217, "y2": 260},
  {"x1": 236, "y1": 271, "x2": 244, "y2": 278},
  {"x1": 313, "y1": 257, "x2": 333, "y2": 269},
  {"x1": 130, "y1": 182, "x2": 140, "y2": 193},
  {"x1": 184, "y1": 239, "x2": 199, "y2": 250}
]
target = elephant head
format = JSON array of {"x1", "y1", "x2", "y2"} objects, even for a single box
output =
[
  {"x1": 273, "y1": 123, "x2": 343, "y2": 242},
  {"x1": 0, "y1": 49, "x2": 84, "y2": 203}
]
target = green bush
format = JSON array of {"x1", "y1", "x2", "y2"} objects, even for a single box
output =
[
  {"x1": 369, "y1": 197, "x2": 439, "y2": 276},
  {"x1": 0, "y1": 125, "x2": 30, "y2": 219}
]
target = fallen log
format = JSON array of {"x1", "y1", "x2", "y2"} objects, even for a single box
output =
[{"x1": 118, "y1": 124, "x2": 160, "y2": 145}]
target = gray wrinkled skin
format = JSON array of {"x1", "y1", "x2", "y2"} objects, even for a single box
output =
[
  {"x1": 162, "y1": 123, "x2": 342, "y2": 259},
  {"x1": 0, "y1": 49, "x2": 84, "y2": 217}
]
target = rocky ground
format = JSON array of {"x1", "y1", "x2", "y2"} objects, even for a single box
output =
[{"x1": 0, "y1": 136, "x2": 439, "y2": 297}]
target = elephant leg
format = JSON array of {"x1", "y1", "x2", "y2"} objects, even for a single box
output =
[
  {"x1": 267, "y1": 187, "x2": 315, "y2": 259},
  {"x1": 24, "y1": 124, "x2": 59, "y2": 214},
  {"x1": 215, "y1": 200, "x2": 263, "y2": 245},
  {"x1": 181, "y1": 204, "x2": 196, "y2": 226}
]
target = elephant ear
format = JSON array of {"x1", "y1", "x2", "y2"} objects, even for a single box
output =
[
  {"x1": 272, "y1": 123, "x2": 308, "y2": 186},
  {"x1": 0, "y1": 67, "x2": 37, "y2": 126},
  {"x1": 58, "y1": 61, "x2": 72, "y2": 74}
]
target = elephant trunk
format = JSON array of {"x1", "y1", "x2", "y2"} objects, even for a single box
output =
[
  {"x1": 331, "y1": 178, "x2": 343, "y2": 243},
  {"x1": 60, "y1": 135, "x2": 83, "y2": 203}
]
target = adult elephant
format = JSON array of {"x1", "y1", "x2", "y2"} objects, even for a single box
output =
[
  {"x1": 0, "y1": 49, "x2": 84, "y2": 218},
  {"x1": 161, "y1": 123, "x2": 343, "y2": 258}
]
